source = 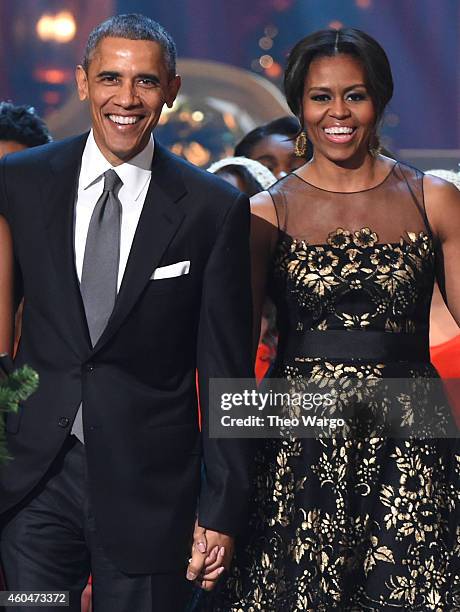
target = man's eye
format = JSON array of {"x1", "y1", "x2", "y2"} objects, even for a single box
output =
[
  {"x1": 138, "y1": 79, "x2": 157, "y2": 87},
  {"x1": 101, "y1": 76, "x2": 119, "y2": 84}
]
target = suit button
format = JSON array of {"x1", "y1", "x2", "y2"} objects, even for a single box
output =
[
  {"x1": 58, "y1": 416, "x2": 70, "y2": 428},
  {"x1": 84, "y1": 363, "x2": 95, "y2": 373}
]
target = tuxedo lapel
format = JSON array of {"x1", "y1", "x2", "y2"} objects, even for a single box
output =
[
  {"x1": 43, "y1": 134, "x2": 91, "y2": 358},
  {"x1": 91, "y1": 143, "x2": 187, "y2": 353}
]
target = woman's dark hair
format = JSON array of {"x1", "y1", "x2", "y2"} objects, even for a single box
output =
[
  {"x1": 214, "y1": 165, "x2": 263, "y2": 197},
  {"x1": 284, "y1": 28, "x2": 393, "y2": 129},
  {"x1": 234, "y1": 116, "x2": 300, "y2": 158},
  {"x1": 0, "y1": 102, "x2": 51, "y2": 146}
]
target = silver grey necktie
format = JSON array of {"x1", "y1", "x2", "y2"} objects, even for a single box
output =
[
  {"x1": 81, "y1": 169, "x2": 123, "y2": 346},
  {"x1": 72, "y1": 169, "x2": 123, "y2": 442}
]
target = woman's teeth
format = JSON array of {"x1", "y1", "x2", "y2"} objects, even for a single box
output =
[{"x1": 324, "y1": 127, "x2": 354, "y2": 135}]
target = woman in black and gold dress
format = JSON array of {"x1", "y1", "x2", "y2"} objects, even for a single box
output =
[{"x1": 209, "y1": 28, "x2": 460, "y2": 611}]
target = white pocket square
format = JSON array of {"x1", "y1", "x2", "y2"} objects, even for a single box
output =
[{"x1": 150, "y1": 260, "x2": 190, "y2": 280}]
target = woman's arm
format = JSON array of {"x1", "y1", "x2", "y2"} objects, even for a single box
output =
[
  {"x1": 0, "y1": 215, "x2": 13, "y2": 355},
  {"x1": 424, "y1": 175, "x2": 460, "y2": 327},
  {"x1": 250, "y1": 191, "x2": 279, "y2": 358}
]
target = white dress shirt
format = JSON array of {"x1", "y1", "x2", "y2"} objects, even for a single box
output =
[{"x1": 74, "y1": 131, "x2": 154, "y2": 291}]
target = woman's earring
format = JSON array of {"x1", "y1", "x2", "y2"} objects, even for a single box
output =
[
  {"x1": 295, "y1": 131, "x2": 308, "y2": 157},
  {"x1": 369, "y1": 133, "x2": 382, "y2": 157}
]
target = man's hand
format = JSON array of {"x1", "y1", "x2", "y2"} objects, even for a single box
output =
[{"x1": 186, "y1": 521, "x2": 234, "y2": 591}]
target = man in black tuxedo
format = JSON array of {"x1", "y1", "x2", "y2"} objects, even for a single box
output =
[{"x1": 0, "y1": 14, "x2": 253, "y2": 611}]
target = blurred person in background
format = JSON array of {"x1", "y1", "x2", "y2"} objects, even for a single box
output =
[
  {"x1": 0, "y1": 102, "x2": 51, "y2": 157},
  {"x1": 208, "y1": 157, "x2": 277, "y2": 383},
  {"x1": 0, "y1": 103, "x2": 52, "y2": 357},
  {"x1": 234, "y1": 116, "x2": 313, "y2": 179},
  {"x1": 208, "y1": 156, "x2": 275, "y2": 196}
]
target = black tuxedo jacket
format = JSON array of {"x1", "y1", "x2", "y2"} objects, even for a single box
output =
[{"x1": 0, "y1": 134, "x2": 254, "y2": 573}]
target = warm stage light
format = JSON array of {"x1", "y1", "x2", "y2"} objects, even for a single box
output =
[
  {"x1": 34, "y1": 68, "x2": 73, "y2": 84},
  {"x1": 36, "y1": 15, "x2": 55, "y2": 41},
  {"x1": 259, "y1": 55, "x2": 274, "y2": 69},
  {"x1": 192, "y1": 111, "x2": 204, "y2": 122},
  {"x1": 36, "y1": 11, "x2": 76, "y2": 43},
  {"x1": 265, "y1": 61, "x2": 282, "y2": 79},
  {"x1": 259, "y1": 37, "x2": 273, "y2": 50},
  {"x1": 328, "y1": 20, "x2": 344, "y2": 30},
  {"x1": 223, "y1": 113, "x2": 237, "y2": 131},
  {"x1": 356, "y1": 0, "x2": 372, "y2": 7},
  {"x1": 183, "y1": 142, "x2": 210, "y2": 166},
  {"x1": 53, "y1": 11, "x2": 77, "y2": 43}
]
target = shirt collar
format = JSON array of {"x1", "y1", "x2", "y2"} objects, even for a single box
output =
[{"x1": 79, "y1": 130, "x2": 154, "y2": 201}]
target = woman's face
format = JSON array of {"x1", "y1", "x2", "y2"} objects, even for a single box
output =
[
  {"x1": 216, "y1": 170, "x2": 247, "y2": 192},
  {"x1": 249, "y1": 134, "x2": 304, "y2": 179},
  {"x1": 302, "y1": 54, "x2": 376, "y2": 165}
]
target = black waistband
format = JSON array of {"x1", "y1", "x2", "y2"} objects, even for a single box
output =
[{"x1": 283, "y1": 330, "x2": 430, "y2": 362}]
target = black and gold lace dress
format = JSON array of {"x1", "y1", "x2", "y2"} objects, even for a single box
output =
[{"x1": 212, "y1": 163, "x2": 460, "y2": 611}]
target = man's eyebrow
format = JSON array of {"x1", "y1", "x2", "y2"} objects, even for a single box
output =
[
  {"x1": 95, "y1": 71, "x2": 160, "y2": 84},
  {"x1": 96, "y1": 71, "x2": 121, "y2": 79}
]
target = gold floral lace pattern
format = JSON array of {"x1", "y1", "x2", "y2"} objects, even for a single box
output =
[
  {"x1": 275, "y1": 362, "x2": 453, "y2": 440},
  {"x1": 271, "y1": 228, "x2": 434, "y2": 333},
  {"x1": 215, "y1": 433, "x2": 460, "y2": 611},
  {"x1": 210, "y1": 227, "x2": 460, "y2": 611}
]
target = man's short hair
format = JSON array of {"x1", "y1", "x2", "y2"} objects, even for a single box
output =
[
  {"x1": 0, "y1": 102, "x2": 51, "y2": 147},
  {"x1": 83, "y1": 13, "x2": 177, "y2": 77}
]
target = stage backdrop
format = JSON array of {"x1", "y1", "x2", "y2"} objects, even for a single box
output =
[{"x1": 0, "y1": 0, "x2": 458, "y2": 167}]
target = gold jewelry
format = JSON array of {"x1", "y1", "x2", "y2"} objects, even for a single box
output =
[
  {"x1": 370, "y1": 144, "x2": 382, "y2": 157},
  {"x1": 295, "y1": 131, "x2": 308, "y2": 157},
  {"x1": 369, "y1": 133, "x2": 382, "y2": 157}
]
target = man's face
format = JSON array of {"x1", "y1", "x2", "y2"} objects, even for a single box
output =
[
  {"x1": 76, "y1": 37, "x2": 180, "y2": 165},
  {"x1": 0, "y1": 140, "x2": 27, "y2": 159}
]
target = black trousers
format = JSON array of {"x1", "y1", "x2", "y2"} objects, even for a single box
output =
[{"x1": 0, "y1": 437, "x2": 193, "y2": 612}]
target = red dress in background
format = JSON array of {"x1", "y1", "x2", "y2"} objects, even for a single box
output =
[
  {"x1": 255, "y1": 342, "x2": 276, "y2": 384},
  {"x1": 430, "y1": 334, "x2": 460, "y2": 426}
]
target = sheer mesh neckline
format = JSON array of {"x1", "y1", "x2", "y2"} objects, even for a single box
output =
[
  {"x1": 291, "y1": 161, "x2": 399, "y2": 194},
  {"x1": 282, "y1": 228, "x2": 431, "y2": 249}
]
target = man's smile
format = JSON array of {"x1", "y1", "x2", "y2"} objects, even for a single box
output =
[{"x1": 107, "y1": 114, "x2": 144, "y2": 125}]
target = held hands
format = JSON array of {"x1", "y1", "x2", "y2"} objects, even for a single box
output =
[{"x1": 186, "y1": 521, "x2": 234, "y2": 591}]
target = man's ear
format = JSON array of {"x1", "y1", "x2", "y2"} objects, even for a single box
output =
[
  {"x1": 165, "y1": 75, "x2": 181, "y2": 108},
  {"x1": 75, "y1": 65, "x2": 89, "y2": 101}
]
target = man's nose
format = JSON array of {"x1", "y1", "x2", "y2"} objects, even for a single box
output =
[{"x1": 116, "y1": 82, "x2": 139, "y2": 107}]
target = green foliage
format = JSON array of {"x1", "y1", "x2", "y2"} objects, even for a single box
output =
[{"x1": 0, "y1": 366, "x2": 39, "y2": 464}]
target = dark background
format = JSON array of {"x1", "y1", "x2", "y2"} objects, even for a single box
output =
[{"x1": 0, "y1": 0, "x2": 458, "y2": 156}]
